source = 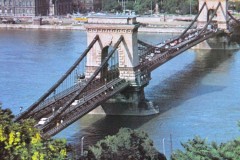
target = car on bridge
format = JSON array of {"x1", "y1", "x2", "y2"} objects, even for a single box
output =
[{"x1": 34, "y1": 117, "x2": 49, "y2": 127}]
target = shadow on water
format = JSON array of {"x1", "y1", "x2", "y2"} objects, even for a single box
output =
[
  {"x1": 148, "y1": 49, "x2": 237, "y2": 114},
  {"x1": 65, "y1": 114, "x2": 159, "y2": 153}
]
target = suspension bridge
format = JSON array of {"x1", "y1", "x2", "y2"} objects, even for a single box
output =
[{"x1": 15, "y1": 0, "x2": 240, "y2": 138}]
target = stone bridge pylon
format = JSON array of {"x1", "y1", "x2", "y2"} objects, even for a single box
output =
[
  {"x1": 84, "y1": 16, "x2": 159, "y2": 116},
  {"x1": 84, "y1": 16, "x2": 140, "y2": 82},
  {"x1": 198, "y1": 0, "x2": 229, "y2": 29}
]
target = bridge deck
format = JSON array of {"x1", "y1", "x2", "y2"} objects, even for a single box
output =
[
  {"x1": 138, "y1": 29, "x2": 222, "y2": 73},
  {"x1": 26, "y1": 78, "x2": 104, "y2": 121},
  {"x1": 40, "y1": 78, "x2": 128, "y2": 138}
]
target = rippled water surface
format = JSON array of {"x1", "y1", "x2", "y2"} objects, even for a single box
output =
[{"x1": 0, "y1": 29, "x2": 240, "y2": 158}]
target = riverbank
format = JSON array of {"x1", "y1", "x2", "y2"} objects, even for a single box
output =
[
  {"x1": 0, "y1": 14, "x2": 194, "y2": 33},
  {"x1": 0, "y1": 23, "x2": 189, "y2": 33},
  {"x1": 0, "y1": 23, "x2": 85, "y2": 30}
]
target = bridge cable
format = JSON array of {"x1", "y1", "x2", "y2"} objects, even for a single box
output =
[
  {"x1": 137, "y1": 2, "x2": 207, "y2": 49},
  {"x1": 227, "y1": 11, "x2": 240, "y2": 25},
  {"x1": 198, "y1": 2, "x2": 221, "y2": 35},
  {"x1": 40, "y1": 36, "x2": 124, "y2": 132},
  {"x1": 15, "y1": 35, "x2": 100, "y2": 122},
  {"x1": 137, "y1": 2, "x2": 207, "y2": 57},
  {"x1": 179, "y1": 2, "x2": 207, "y2": 38},
  {"x1": 137, "y1": 40, "x2": 155, "y2": 48}
]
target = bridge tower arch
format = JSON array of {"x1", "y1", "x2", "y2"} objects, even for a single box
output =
[
  {"x1": 100, "y1": 45, "x2": 119, "y2": 80},
  {"x1": 84, "y1": 16, "x2": 140, "y2": 82},
  {"x1": 198, "y1": 0, "x2": 229, "y2": 29}
]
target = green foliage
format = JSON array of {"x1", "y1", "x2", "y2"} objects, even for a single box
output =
[
  {"x1": 101, "y1": 0, "x2": 199, "y2": 15},
  {"x1": 102, "y1": 0, "x2": 122, "y2": 12},
  {"x1": 161, "y1": 0, "x2": 198, "y2": 14},
  {"x1": 125, "y1": 1, "x2": 135, "y2": 11},
  {"x1": 178, "y1": 0, "x2": 198, "y2": 15},
  {"x1": 0, "y1": 106, "x2": 67, "y2": 160},
  {"x1": 133, "y1": 0, "x2": 152, "y2": 14},
  {"x1": 236, "y1": 2, "x2": 240, "y2": 12},
  {"x1": 86, "y1": 128, "x2": 166, "y2": 160},
  {"x1": 171, "y1": 136, "x2": 240, "y2": 160},
  {"x1": 229, "y1": 1, "x2": 240, "y2": 12}
]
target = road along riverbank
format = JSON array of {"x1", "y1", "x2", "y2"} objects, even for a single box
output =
[{"x1": 0, "y1": 21, "x2": 191, "y2": 33}]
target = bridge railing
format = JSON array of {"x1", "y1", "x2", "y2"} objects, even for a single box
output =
[
  {"x1": 26, "y1": 78, "x2": 103, "y2": 118},
  {"x1": 42, "y1": 78, "x2": 129, "y2": 138},
  {"x1": 179, "y1": 2, "x2": 206, "y2": 38},
  {"x1": 138, "y1": 28, "x2": 203, "y2": 64},
  {"x1": 137, "y1": 1, "x2": 222, "y2": 66},
  {"x1": 141, "y1": 28, "x2": 222, "y2": 73}
]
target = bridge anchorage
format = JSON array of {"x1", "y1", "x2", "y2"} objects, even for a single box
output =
[{"x1": 15, "y1": 0, "x2": 240, "y2": 138}]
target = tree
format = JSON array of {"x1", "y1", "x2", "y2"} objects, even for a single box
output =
[
  {"x1": 0, "y1": 106, "x2": 67, "y2": 160},
  {"x1": 102, "y1": 0, "x2": 122, "y2": 12},
  {"x1": 235, "y1": 2, "x2": 240, "y2": 12},
  {"x1": 171, "y1": 136, "x2": 240, "y2": 160},
  {"x1": 134, "y1": 0, "x2": 152, "y2": 14},
  {"x1": 161, "y1": 0, "x2": 198, "y2": 14},
  {"x1": 125, "y1": 1, "x2": 135, "y2": 11},
  {"x1": 84, "y1": 128, "x2": 166, "y2": 160}
]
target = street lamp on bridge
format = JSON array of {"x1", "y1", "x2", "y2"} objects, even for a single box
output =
[
  {"x1": 81, "y1": 136, "x2": 85, "y2": 156},
  {"x1": 19, "y1": 106, "x2": 23, "y2": 113}
]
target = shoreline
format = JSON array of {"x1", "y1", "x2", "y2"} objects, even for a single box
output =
[{"x1": 0, "y1": 23, "x2": 188, "y2": 33}]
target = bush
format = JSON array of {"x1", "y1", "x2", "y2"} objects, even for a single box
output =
[
  {"x1": 84, "y1": 128, "x2": 166, "y2": 160},
  {"x1": 0, "y1": 106, "x2": 67, "y2": 160}
]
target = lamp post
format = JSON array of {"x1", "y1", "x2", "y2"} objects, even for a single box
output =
[
  {"x1": 81, "y1": 136, "x2": 85, "y2": 156},
  {"x1": 20, "y1": 106, "x2": 23, "y2": 113},
  {"x1": 55, "y1": 0, "x2": 58, "y2": 16},
  {"x1": 121, "y1": 0, "x2": 126, "y2": 14},
  {"x1": 162, "y1": 138, "x2": 165, "y2": 155},
  {"x1": 190, "y1": 0, "x2": 192, "y2": 15},
  {"x1": 151, "y1": 0, "x2": 153, "y2": 16},
  {"x1": 52, "y1": 106, "x2": 55, "y2": 116}
]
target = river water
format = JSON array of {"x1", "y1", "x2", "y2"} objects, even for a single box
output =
[{"x1": 0, "y1": 29, "x2": 240, "y2": 159}]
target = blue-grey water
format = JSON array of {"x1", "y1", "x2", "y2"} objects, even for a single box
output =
[{"x1": 0, "y1": 29, "x2": 240, "y2": 159}]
